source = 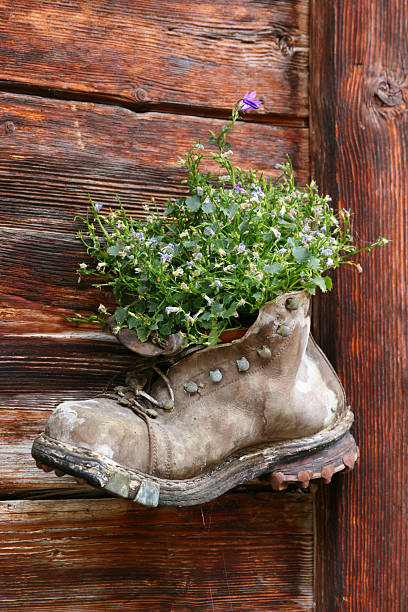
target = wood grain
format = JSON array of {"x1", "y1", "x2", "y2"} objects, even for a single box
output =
[
  {"x1": 0, "y1": 0, "x2": 309, "y2": 117},
  {"x1": 0, "y1": 493, "x2": 313, "y2": 611},
  {"x1": 0, "y1": 92, "x2": 309, "y2": 233},
  {"x1": 310, "y1": 1, "x2": 408, "y2": 610},
  {"x1": 0, "y1": 408, "x2": 92, "y2": 494}
]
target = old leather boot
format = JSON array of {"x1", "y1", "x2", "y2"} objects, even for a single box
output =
[{"x1": 32, "y1": 290, "x2": 358, "y2": 506}]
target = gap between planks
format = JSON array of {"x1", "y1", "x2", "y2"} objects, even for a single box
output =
[{"x1": 0, "y1": 81, "x2": 308, "y2": 128}]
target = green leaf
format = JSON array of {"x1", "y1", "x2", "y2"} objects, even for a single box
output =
[
  {"x1": 211, "y1": 302, "x2": 224, "y2": 316},
  {"x1": 202, "y1": 200, "x2": 215, "y2": 214},
  {"x1": 114, "y1": 307, "x2": 128, "y2": 325},
  {"x1": 107, "y1": 245, "x2": 121, "y2": 256},
  {"x1": 264, "y1": 262, "x2": 283, "y2": 275},
  {"x1": 136, "y1": 326, "x2": 149, "y2": 343},
  {"x1": 324, "y1": 275, "x2": 333, "y2": 291},
  {"x1": 127, "y1": 316, "x2": 140, "y2": 330},
  {"x1": 308, "y1": 256, "x2": 321, "y2": 270},
  {"x1": 186, "y1": 196, "x2": 201, "y2": 212},
  {"x1": 208, "y1": 328, "x2": 220, "y2": 345},
  {"x1": 226, "y1": 204, "x2": 238, "y2": 218},
  {"x1": 238, "y1": 221, "x2": 250, "y2": 233},
  {"x1": 292, "y1": 246, "x2": 310, "y2": 263},
  {"x1": 223, "y1": 302, "x2": 238, "y2": 318},
  {"x1": 312, "y1": 276, "x2": 327, "y2": 292}
]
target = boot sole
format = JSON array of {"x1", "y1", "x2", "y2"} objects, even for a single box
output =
[{"x1": 32, "y1": 408, "x2": 357, "y2": 507}]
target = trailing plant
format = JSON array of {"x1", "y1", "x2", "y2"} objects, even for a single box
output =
[{"x1": 70, "y1": 92, "x2": 388, "y2": 347}]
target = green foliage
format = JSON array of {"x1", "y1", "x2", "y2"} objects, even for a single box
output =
[{"x1": 70, "y1": 98, "x2": 388, "y2": 348}]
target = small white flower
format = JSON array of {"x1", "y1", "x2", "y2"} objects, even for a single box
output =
[
  {"x1": 256, "y1": 272, "x2": 264, "y2": 281},
  {"x1": 181, "y1": 282, "x2": 189, "y2": 290},
  {"x1": 79, "y1": 263, "x2": 87, "y2": 269},
  {"x1": 379, "y1": 237, "x2": 390, "y2": 245},
  {"x1": 250, "y1": 263, "x2": 257, "y2": 272},
  {"x1": 326, "y1": 258, "x2": 334, "y2": 266},
  {"x1": 356, "y1": 263, "x2": 363, "y2": 273},
  {"x1": 96, "y1": 262, "x2": 106, "y2": 271},
  {"x1": 112, "y1": 326, "x2": 120, "y2": 335},
  {"x1": 219, "y1": 248, "x2": 226, "y2": 257},
  {"x1": 180, "y1": 230, "x2": 189, "y2": 238},
  {"x1": 270, "y1": 227, "x2": 281, "y2": 239},
  {"x1": 174, "y1": 267, "x2": 184, "y2": 276},
  {"x1": 165, "y1": 306, "x2": 180, "y2": 315},
  {"x1": 98, "y1": 304, "x2": 107, "y2": 314},
  {"x1": 204, "y1": 294, "x2": 213, "y2": 306},
  {"x1": 193, "y1": 309, "x2": 203, "y2": 321},
  {"x1": 237, "y1": 298, "x2": 246, "y2": 306}
]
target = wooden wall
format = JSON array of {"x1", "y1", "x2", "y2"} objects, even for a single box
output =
[{"x1": 0, "y1": 1, "x2": 314, "y2": 610}]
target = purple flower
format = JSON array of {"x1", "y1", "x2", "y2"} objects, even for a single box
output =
[
  {"x1": 159, "y1": 251, "x2": 172, "y2": 262},
  {"x1": 238, "y1": 91, "x2": 262, "y2": 112},
  {"x1": 212, "y1": 280, "x2": 223, "y2": 288},
  {"x1": 234, "y1": 186, "x2": 246, "y2": 194},
  {"x1": 236, "y1": 243, "x2": 249, "y2": 254},
  {"x1": 135, "y1": 232, "x2": 144, "y2": 243},
  {"x1": 94, "y1": 202, "x2": 103, "y2": 212}
]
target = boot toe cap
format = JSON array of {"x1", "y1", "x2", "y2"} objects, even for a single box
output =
[{"x1": 45, "y1": 398, "x2": 151, "y2": 473}]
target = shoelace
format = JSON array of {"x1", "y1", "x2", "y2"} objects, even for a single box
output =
[
  {"x1": 113, "y1": 365, "x2": 175, "y2": 416},
  {"x1": 102, "y1": 365, "x2": 175, "y2": 476}
]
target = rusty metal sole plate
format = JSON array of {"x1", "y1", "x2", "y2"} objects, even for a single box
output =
[{"x1": 32, "y1": 409, "x2": 357, "y2": 507}]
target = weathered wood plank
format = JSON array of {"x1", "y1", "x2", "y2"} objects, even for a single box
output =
[
  {"x1": 310, "y1": 1, "x2": 408, "y2": 610},
  {"x1": 0, "y1": 494, "x2": 313, "y2": 610},
  {"x1": 0, "y1": 0, "x2": 309, "y2": 117},
  {"x1": 0, "y1": 92, "x2": 309, "y2": 233},
  {"x1": 0, "y1": 408, "x2": 92, "y2": 494}
]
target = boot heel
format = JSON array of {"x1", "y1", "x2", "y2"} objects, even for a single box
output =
[{"x1": 269, "y1": 432, "x2": 359, "y2": 490}]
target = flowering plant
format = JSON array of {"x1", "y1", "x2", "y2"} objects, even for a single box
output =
[{"x1": 71, "y1": 92, "x2": 387, "y2": 348}]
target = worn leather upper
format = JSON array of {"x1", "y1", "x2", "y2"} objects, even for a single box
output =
[{"x1": 45, "y1": 291, "x2": 344, "y2": 479}]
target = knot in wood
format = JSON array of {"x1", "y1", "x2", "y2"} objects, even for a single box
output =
[
  {"x1": 272, "y1": 29, "x2": 294, "y2": 56},
  {"x1": 4, "y1": 121, "x2": 15, "y2": 134},
  {"x1": 375, "y1": 79, "x2": 403, "y2": 107},
  {"x1": 134, "y1": 87, "x2": 150, "y2": 102}
]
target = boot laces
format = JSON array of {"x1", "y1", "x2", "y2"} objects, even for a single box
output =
[{"x1": 111, "y1": 364, "x2": 175, "y2": 419}]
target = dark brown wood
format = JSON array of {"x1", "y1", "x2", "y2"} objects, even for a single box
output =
[
  {"x1": 0, "y1": 0, "x2": 309, "y2": 118},
  {"x1": 0, "y1": 92, "x2": 309, "y2": 234},
  {"x1": 0, "y1": 494, "x2": 313, "y2": 611},
  {"x1": 0, "y1": 2, "x2": 316, "y2": 608},
  {"x1": 0, "y1": 409, "x2": 92, "y2": 494},
  {"x1": 310, "y1": 1, "x2": 408, "y2": 610}
]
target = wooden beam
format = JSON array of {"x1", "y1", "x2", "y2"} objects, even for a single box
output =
[
  {"x1": 0, "y1": 0, "x2": 309, "y2": 117},
  {"x1": 0, "y1": 93, "x2": 309, "y2": 233},
  {"x1": 310, "y1": 1, "x2": 408, "y2": 609},
  {"x1": 0, "y1": 494, "x2": 313, "y2": 609}
]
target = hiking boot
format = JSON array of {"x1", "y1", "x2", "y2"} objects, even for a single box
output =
[{"x1": 32, "y1": 290, "x2": 358, "y2": 506}]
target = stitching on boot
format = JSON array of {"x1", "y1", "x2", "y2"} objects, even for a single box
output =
[{"x1": 149, "y1": 422, "x2": 159, "y2": 476}]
